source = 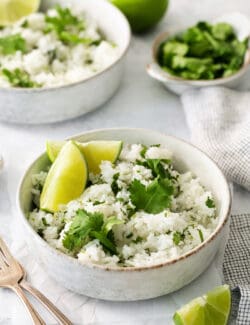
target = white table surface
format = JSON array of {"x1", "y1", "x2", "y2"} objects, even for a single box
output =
[{"x1": 1, "y1": 0, "x2": 250, "y2": 323}]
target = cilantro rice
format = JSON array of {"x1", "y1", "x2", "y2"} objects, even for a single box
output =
[
  {"x1": 29, "y1": 144, "x2": 218, "y2": 268},
  {"x1": 0, "y1": 5, "x2": 119, "y2": 88}
]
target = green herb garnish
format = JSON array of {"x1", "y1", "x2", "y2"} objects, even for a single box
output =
[
  {"x1": 2, "y1": 68, "x2": 41, "y2": 88},
  {"x1": 44, "y1": 5, "x2": 97, "y2": 45},
  {"x1": 198, "y1": 229, "x2": 204, "y2": 242},
  {"x1": 129, "y1": 178, "x2": 174, "y2": 214},
  {"x1": 206, "y1": 197, "x2": 216, "y2": 208},
  {"x1": 111, "y1": 173, "x2": 120, "y2": 195},
  {"x1": 158, "y1": 21, "x2": 247, "y2": 80},
  {"x1": 0, "y1": 34, "x2": 26, "y2": 55},
  {"x1": 173, "y1": 231, "x2": 185, "y2": 245},
  {"x1": 62, "y1": 209, "x2": 123, "y2": 254}
]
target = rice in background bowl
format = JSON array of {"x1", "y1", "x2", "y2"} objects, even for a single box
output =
[{"x1": 0, "y1": 0, "x2": 131, "y2": 124}]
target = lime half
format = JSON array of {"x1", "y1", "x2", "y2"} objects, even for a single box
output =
[
  {"x1": 40, "y1": 141, "x2": 88, "y2": 213},
  {"x1": 0, "y1": 0, "x2": 40, "y2": 26},
  {"x1": 110, "y1": 0, "x2": 169, "y2": 33},
  {"x1": 173, "y1": 285, "x2": 231, "y2": 325},
  {"x1": 46, "y1": 140, "x2": 123, "y2": 174}
]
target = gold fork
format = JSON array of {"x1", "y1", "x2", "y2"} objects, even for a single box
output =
[{"x1": 0, "y1": 237, "x2": 72, "y2": 325}]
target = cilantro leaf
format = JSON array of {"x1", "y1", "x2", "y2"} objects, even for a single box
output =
[
  {"x1": 90, "y1": 231, "x2": 116, "y2": 254},
  {"x1": 145, "y1": 159, "x2": 171, "y2": 178},
  {"x1": 198, "y1": 229, "x2": 204, "y2": 242},
  {"x1": 0, "y1": 34, "x2": 26, "y2": 55},
  {"x1": 111, "y1": 173, "x2": 120, "y2": 195},
  {"x1": 129, "y1": 178, "x2": 174, "y2": 214},
  {"x1": 102, "y1": 216, "x2": 124, "y2": 235},
  {"x1": 44, "y1": 5, "x2": 97, "y2": 45},
  {"x1": 212, "y1": 23, "x2": 234, "y2": 41},
  {"x1": 63, "y1": 209, "x2": 103, "y2": 252},
  {"x1": 63, "y1": 209, "x2": 123, "y2": 254},
  {"x1": 2, "y1": 68, "x2": 41, "y2": 88},
  {"x1": 173, "y1": 231, "x2": 185, "y2": 245},
  {"x1": 206, "y1": 197, "x2": 216, "y2": 208},
  {"x1": 158, "y1": 21, "x2": 247, "y2": 80}
]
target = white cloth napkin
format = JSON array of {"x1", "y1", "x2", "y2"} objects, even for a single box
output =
[{"x1": 181, "y1": 87, "x2": 250, "y2": 191}]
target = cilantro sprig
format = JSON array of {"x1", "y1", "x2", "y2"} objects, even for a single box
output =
[
  {"x1": 2, "y1": 68, "x2": 41, "y2": 88},
  {"x1": 206, "y1": 197, "x2": 216, "y2": 208},
  {"x1": 129, "y1": 178, "x2": 174, "y2": 214},
  {"x1": 0, "y1": 34, "x2": 26, "y2": 55},
  {"x1": 173, "y1": 231, "x2": 185, "y2": 245},
  {"x1": 62, "y1": 209, "x2": 123, "y2": 254},
  {"x1": 45, "y1": 5, "x2": 97, "y2": 45}
]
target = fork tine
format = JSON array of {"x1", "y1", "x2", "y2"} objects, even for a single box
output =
[
  {"x1": 0, "y1": 250, "x2": 9, "y2": 271},
  {"x1": 0, "y1": 237, "x2": 15, "y2": 263}
]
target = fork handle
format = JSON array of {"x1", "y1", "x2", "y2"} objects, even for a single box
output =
[
  {"x1": 11, "y1": 283, "x2": 46, "y2": 325},
  {"x1": 20, "y1": 279, "x2": 72, "y2": 325}
]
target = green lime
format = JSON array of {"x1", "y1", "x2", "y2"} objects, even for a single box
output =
[
  {"x1": 0, "y1": 0, "x2": 40, "y2": 26},
  {"x1": 110, "y1": 0, "x2": 169, "y2": 33},
  {"x1": 46, "y1": 140, "x2": 123, "y2": 174},
  {"x1": 46, "y1": 140, "x2": 65, "y2": 163},
  {"x1": 173, "y1": 285, "x2": 231, "y2": 325},
  {"x1": 40, "y1": 141, "x2": 88, "y2": 212}
]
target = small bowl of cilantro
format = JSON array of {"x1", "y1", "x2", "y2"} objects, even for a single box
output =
[{"x1": 147, "y1": 13, "x2": 250, "y2": 94}]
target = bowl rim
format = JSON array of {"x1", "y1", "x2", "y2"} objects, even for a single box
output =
[
  {"x1": 0, "y1": 0, "x2": 131, "y2": 93},
  {"x1": 148, "y1": 25, "x2": 250, "y2": 86},
  {"x1": 17, "y1": 127, "x2": 232, "y2": 272}
]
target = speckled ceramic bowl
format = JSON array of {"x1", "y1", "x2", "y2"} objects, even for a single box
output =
[
  {"x1": 17, "y1": 128, "x2": 231, "y2": 301},
  {"x1": 0, "y1": 0, "x2": 131, "y2": 124},
  {"x1": 147, "y1": 12, "x2": 250, "y2": 95}
]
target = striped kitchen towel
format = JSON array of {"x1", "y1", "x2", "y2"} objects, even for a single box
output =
[
  {"x1": 223, "y1": 214, "x2": 250, "y2": 325},
  {"x1": 181, "y1": 87, "x2": 250, "y2": 191}
]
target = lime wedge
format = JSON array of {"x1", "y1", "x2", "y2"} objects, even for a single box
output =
[
  {"x1": 173, "y1": 285, "x2": 231, "y2": 325},
  {"x1": 79, "y1": 140, "x2": 123, "y2": 174},
  {"x1": 0, "y1": 0, "x2": 40, "y2": 26},
  {"x1": 40, "y1": 141, "x2": 88, "y2": 213},
  {"x1": 46, "y1": 140, "x2": 65, "y2": 163},
  {"x1": 46, "y1": 140, "x2": 123, "y2": 174}
]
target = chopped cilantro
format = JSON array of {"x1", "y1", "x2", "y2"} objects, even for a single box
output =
[
  {"x1": 37, "y1": 229, "x2": 43, "y2": 237},
  {"x1": 206, "y1": 197, "x2": 216, "y2": 208},
  {"x1": 126, "y1": 233, "x2": 133, "y2": 239},
  {"x1": 173, "y1": 231, "x2": 185, "y2": 245},
  {"x1": 21, "y1": 20, "x2": 29, "y2": 28},
  {"x1": 145, "y1": 159, "x2": 170, "y2": 178},
  {"x1": 198, "y1": 229, "x2": 204, "y2": 242},
  {"x1": 127, "y1": 206, "x2": 136, "y2": 218},
  {"x1": 158, "y1": 21, "x2": 247, "y2": 80},
  {"x1": 111, "y1": 173, "x2": 120, "y2": 195},
  {"x1": 2, "y1": 69, "x2": 41, "y2": 88},
  {"x1": 93, "y1": 200, "x2": 104, "y2": 206},
  {"x1": 129, "y1": 178, "x2": 174, "y2": 214},
  {"x1": 132, "y1": 236, "x2": 143, "y2": 244},
  {"x1": 63, "y1": 209, "x2": 123, "y2": 254},
  {"x1": 42, "y1": 217, "x2": 49, "y2": 227},
  {"x1": 140, "y1": 145, "x2": 147, "y2": 158},
  {"x1": 0, "y1": 34, "x2": 26, "y2": 55},
  {"x1": 44, "y1": 5, "x2": 97, "y2": 45}
]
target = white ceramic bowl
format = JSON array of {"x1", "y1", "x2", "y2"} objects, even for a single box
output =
[
  {"x1": 147, "y1": 13, "x2": 250, "y2": 95},
  {"x1": 0, "y1": 0, "x2": 131, "y2": 124},
  {"x1": 17, "y1": 128, "x2": 231, "y2": 301}
]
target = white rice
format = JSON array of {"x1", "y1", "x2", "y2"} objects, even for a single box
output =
[
  {"x1": 0, "y1": 6, "x2": 120, "y2": 88},
  {"x1": 29, "y1": 144, "x2": 218, "y2": 268}
]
